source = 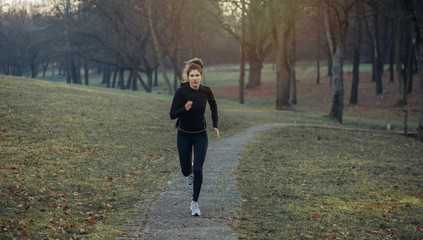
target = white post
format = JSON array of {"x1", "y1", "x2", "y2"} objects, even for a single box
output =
[{"x1": 385, "y1": 108, "x2": 390, "y2": 131}]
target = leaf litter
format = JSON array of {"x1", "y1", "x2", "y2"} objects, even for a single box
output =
[{"x1": 236, "y1": 126, "x2": 423, "y2": 239}]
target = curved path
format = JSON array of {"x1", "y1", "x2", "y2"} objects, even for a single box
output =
[{"x1": 121, "y1": 123, "x2": 293, "y2": 239}]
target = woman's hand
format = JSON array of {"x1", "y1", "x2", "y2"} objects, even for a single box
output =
[
  {"x1": 214, "y1": 128, "x2": 220, "y2": 139},
  {"x1": 185, "y1": 100, "x2": 193, "y2": 111}
]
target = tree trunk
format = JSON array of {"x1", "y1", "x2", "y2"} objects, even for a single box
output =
[
  {"x1": 134, "y1": 71, "x2": 150, "y2": 92},
  {"x1": 42, "y1": 60, "x2": 48, "y2": 78},
  {"x1": 70, "y1": 59, "x2": 79, "y2": 84},
  {"x1": 371, "y1": 6, "x2": 383, "y2": 94},
  {"x1": 350, "y1": 2, "x2": 362, "y2": 104},
  {"x1": 104, "y1": 65, "x2": 111, "y2": 88},
  {"x1": 289, "y1": 17, "x2": 297, "y2": 105},
  {"x1": 147, "y1": 71, "x2": 154, "y2": 92},
  {"x1": 316, "y1": 52, "x2": 321, "y2": 84},
  {"x1": 118, "y1": 68, "x2": 125, "y2": 89},
  {"x1": 274, "y1": 55, "x2": 290, "y2": 109},
  {"x1": 417, "y1": 40, "x2": 423, "y2": 140},
  {"x1": 131, "y1": 70, "x2": 138, "y2": 91},
  {"x1": 147, "y1": 0, "x2": 173, "y2": 95},
  {"x1": 389, "y1": 40, "x2": 395, "y2": 83},
  {"x1": 324, "y1": 2, "x2": 350, "y2": 124},
  {"x1": 398, "y1": 33, "x2": 410, "y2": 105},
  {"x1": 169, "y1": 55, "x2": 182, "y2": 93},
  {"x1": 112, "y1": 66, "x2": 118, "y2": 88},
  {"x1": 329, "y1": 47, "x2": 345, "y2": 123},
  {"x1": 418, "y1": 67, "x2": 423, "y2": 141},
  {"x1": 239, "y1": 44, "x2": 245, "y2": 104},
  {"x1": 154, "y1": 67, "x2": 158, "y2": 87},
  {"x1": 246, "y1": 48, "x2": 262, "y2": 88},
  {"x1": 84, "y1": 61, "x2": 89, "y2": 85},
  {"x1": 394, "y1": 17, "x2": 407, "y2": 105},
  {"x1": 402, "y1": 0, "x2": 422, "y2": 140},
  {"x1": 133, "y1": 60, "x2": 152, "y2": 92},
  {"x1": 268, "y1": 1, "x2": 294, "y2": 110},
  {"x1": 271, "y1": 22, "x2": 290, "y2": 109},
  {"x1": 66, "y1": 61, "x2": 71, "y2": 84},
  {"x1": 76, "y1": 59, "x2": 81, "y2": 84},
  {"x1": 406, "y1": 41, "x2": 415, "y2": 94},
  {"x1": 326, "y1": 44, "x2": 333, "y2": 78},
  {"x1": 125, "y1": 70, "x2": 134, "y2": 89},
  {"x1": 239, "y1": 0, "x2": 246, "y2": 104},
  {"x1": 31, "y1": 63, "x2": 37, "y2": 78}
]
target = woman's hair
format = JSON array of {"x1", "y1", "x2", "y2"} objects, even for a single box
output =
[{"x1": 182, "y1": 58, "x2": 204, "y2": 83}]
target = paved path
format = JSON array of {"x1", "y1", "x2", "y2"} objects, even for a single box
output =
[{"x1": 122, "y1": 123, "x2": 293, "y2": 239}]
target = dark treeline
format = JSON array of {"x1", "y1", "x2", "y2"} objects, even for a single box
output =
[
  {"x1": 0, "y1": 0, "x2": 239, "y2": 93},
  {"x1": 0, "y1": 0, "x2": 422, "y2": 135}
]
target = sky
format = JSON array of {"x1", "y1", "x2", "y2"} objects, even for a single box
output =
[
  {"x1": 1, "y1": 0, "x2": 47, "y2": 12},
  {"x1": 2, "y1": 0, "x2": 42, "y2": 5}
]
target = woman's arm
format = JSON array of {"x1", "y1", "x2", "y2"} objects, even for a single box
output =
[
  {"x1": 208, "y1": 89, "x2": 218, "y2": 128},
  {"x1": 170, "y1": 90, "x2": 187, "y2": 120},
  {"x1": 208, "y1": 88, "x2": 219, "y2": 139}
]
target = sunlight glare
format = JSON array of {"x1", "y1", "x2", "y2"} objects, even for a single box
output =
[{"x1": 2, "y1": 0, "x2": 42, "y2": 3}]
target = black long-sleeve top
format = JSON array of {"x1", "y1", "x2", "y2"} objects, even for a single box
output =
[{"x1": 170, "y1": 82, "x2": 218, "y2": 133}]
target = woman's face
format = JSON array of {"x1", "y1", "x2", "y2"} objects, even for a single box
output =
[{"x1": 188, "y1": 69, "x2": 202, "y2": 90}]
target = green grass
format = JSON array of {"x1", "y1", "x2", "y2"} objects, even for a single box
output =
[
  {"x1": 0, "y1": 75, "x2": 296, "y2": 239},
  {"x1": 235, "y1": 126, "x2": 423, "y2": 239},
  {"x1": 0, "y1": 76, "x2": 181, "y2": 238},
  {"x1": 3, "y1": 60, "x2": 421, "y2": 239}
]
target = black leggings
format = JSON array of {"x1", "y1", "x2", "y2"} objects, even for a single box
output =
[{"x1": 177, "y1": 130, "x2": 208, "y2": 202}]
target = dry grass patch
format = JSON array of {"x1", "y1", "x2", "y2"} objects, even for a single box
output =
[{"x1": 236, "y1": 126, "x2": 423, "y2": 239}]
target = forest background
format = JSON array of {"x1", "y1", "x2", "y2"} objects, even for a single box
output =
[
  {"x1": 1, "y1": 0, "x2": 423, "y2": 239},
  {"x1": 1, "y1": 0, "x2": 422, "y2": 135}
]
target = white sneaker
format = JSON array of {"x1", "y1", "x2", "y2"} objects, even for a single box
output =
[
  {"x1": 186, "y1": 173, "x2": 194, "y2": 185},
  {"x1": 190, "y1": 201, "x2": 201, "y2": 216}
]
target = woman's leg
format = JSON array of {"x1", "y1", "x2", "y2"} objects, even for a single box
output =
[
  {"x1": 192, "y1": 132, "x2": 208, "y2": 202},
  {"x1": 177, "y1": 131, "x2": 193, "y2": 177}
]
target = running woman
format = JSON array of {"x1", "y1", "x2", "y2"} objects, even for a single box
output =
[{"x1": 169, "y1": 58, "x2": 220, "y2": 216}]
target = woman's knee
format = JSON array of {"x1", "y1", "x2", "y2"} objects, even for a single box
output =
[
  {"x1": 182, "y1": 169, "x2": 192, "y2": 177},
  {"x1": 193, "y1": 169, "x2": 202, "y2": 176}
]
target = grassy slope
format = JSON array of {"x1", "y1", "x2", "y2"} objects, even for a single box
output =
[
  {"x1": 3, "y1": 62, "x2": 422, "y2": 239},
  {"x1": 0, "y1": 75, "x2": 295, "y2": 239},
  {"x1": 224, "y1": 63, "x2": 423, "y2": 239},
  {"x1": 236, "y1": 126, "x2": 423, "y2": 239},
  {"x1": 0, "y1": 76, "x2": 180, "y2": 238}
]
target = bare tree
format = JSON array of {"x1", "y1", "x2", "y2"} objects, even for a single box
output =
[
  {"x1": 402, "y1": 0, "x2": 423, "y2": 140},
  {"x1": 288, "y1": 3, "x2": 298, "y2": 105},
  {"x1": 238, "y1": 0, "x2": 246, "y2": 104},
  {"x1": 207, "y1": 0, "x2": 272, "y2": 92},
  {"x1": 147, "y1": 0, "x2": 211, "y2": 94},
  {"x1": 245, "y1": 0, "x2": 272, "y2": 88},
  {"x1": 389, "y1": 0, "x2": 413, "y2": 105},
  {"x1": 147, "y1": 0, "x2": 173, "y2": 95},
  {"x1": 350, "y1": 1, "x2": 364, "y2": 104},
  {"x1": 323, "y1": 0, "x2": 357, "y2": 123},
  {"x1": 73, "y1": 0, "x2": 155, "y2": 92},
  {"x1": 268, "y1": 0, "x2": 297, "y2": 110},
  {"x1": 366, "y1": 0, "x2": 384, "y2": 94},
  {"x1": 0, "y1": 4, "x2": 53, "y2": 77}
]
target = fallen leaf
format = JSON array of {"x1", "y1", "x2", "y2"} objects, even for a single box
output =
[
  {"x1": 323, "y1": 233, "x2": 337, "y2": 239},
  {"x1": 367, "y1": 230, "x2": 383, "y2": 235}
]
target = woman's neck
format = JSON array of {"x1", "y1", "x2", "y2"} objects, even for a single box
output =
[{"x1": 190, "y1": 83, "x2": 200, "y2": 90}]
